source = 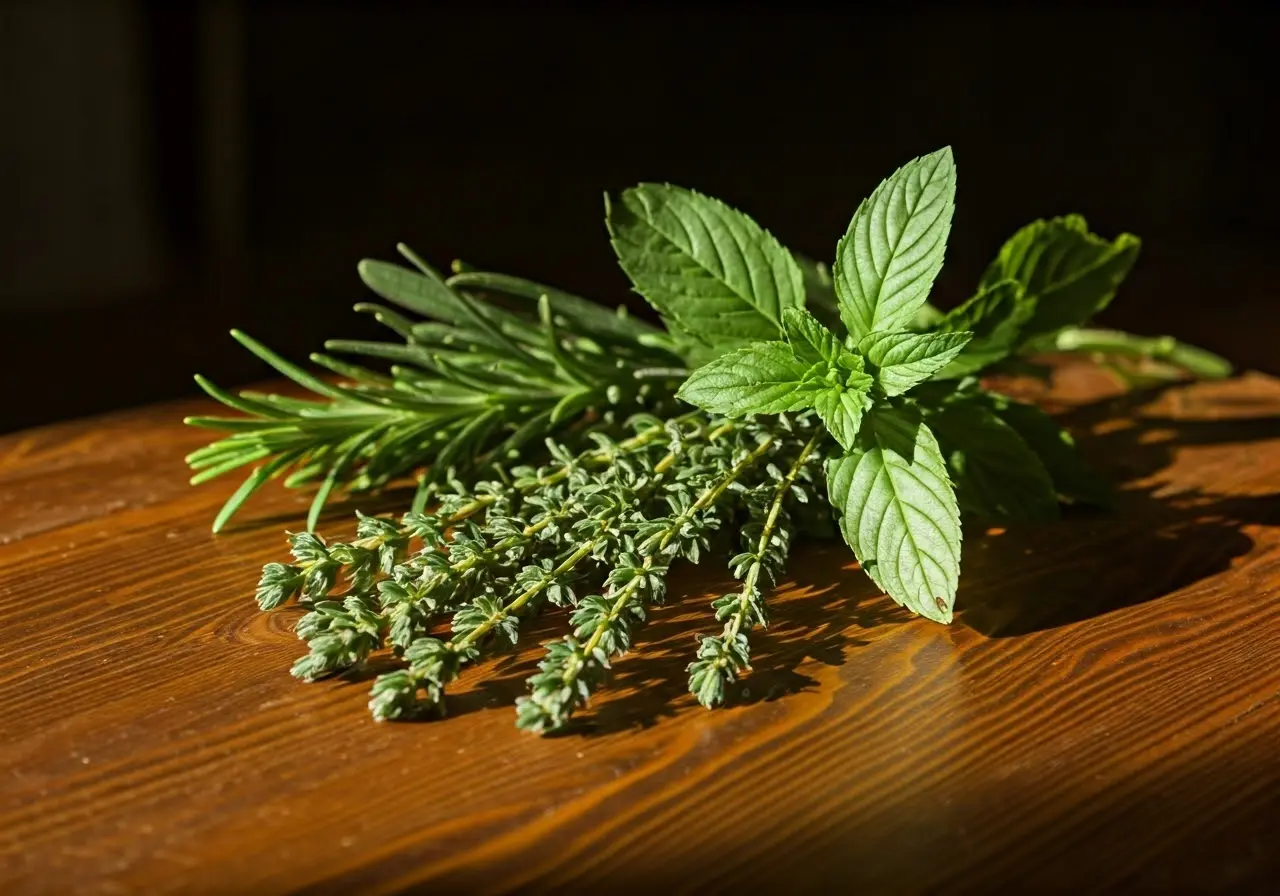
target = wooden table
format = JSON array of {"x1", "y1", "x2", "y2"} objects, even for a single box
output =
[{"x1": 3, "y1": 361, "x2": 1279, "y2": 893}]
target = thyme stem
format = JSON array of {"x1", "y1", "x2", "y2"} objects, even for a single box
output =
[
  {"x1": 448, "y1": 420, "x2": 737, "y2": 652},
  {"x1": 576, "y1": 432, "x2": 777, "y2": 670},
  {"x1": 719, "y1": 430, "x2": 822, "y2": 657}
]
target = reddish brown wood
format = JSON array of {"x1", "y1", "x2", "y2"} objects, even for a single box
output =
[{"x1": 2, "y1": 361, "x2": 1279, "y2": 893}]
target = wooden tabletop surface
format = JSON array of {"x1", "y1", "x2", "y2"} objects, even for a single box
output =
[{"x1": 3, "y1": 360, "x2": 1279, "y2": 894}]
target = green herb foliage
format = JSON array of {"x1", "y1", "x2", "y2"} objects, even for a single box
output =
[{"x1": 190, "y1": 147, "x2": 1232, "y2": 733}]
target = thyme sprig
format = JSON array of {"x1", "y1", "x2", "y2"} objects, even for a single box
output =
[{"x1": 688, "y1": 428, "x2": 824, "y2": 708}]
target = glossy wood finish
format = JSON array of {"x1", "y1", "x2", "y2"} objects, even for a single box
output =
[{"x1": 3, "y1": 361, "x2": 1279, "y2": 893}]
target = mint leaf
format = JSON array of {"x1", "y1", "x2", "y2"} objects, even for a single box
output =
[
  {"x1": 928, "y1": 399, "x2": 1060, "y2": 523},
  {"x1": 607, "y1": 184, "x2": 804, "y2": 347},
  {"x1": 813, "y1": 380, "x2": 873, "y2": 451},
  {"x1": 858, "y1": 330, "x2": 973, "y2": 396},
  {"x1": 679, "y1": 307, "x2": 876, "y2": 444},
  {"x1": 782, "y1": 307, "x2": 846, "y2": 365},
  {"x1": 982, "y1": 394, "x2": 1113, "y2": 507},
  {"x1": 982, "y1": 214, "x2": 1140, "y2": 338},
  {"x1": 826, "y1": 406, "x2": 961, "y2": 623},
  {"x1": 833, "y1": 147, "x2": 956, "y2": 341},
  {"x1": 932, "y1": 279, "x2": 1034, "y2": 379},
  {"x1": 676, "y1": 341, "x2": 820, "y2": 416},
  {"x1": 779, "y1": 308, "x2": 873, "y2": 448}
]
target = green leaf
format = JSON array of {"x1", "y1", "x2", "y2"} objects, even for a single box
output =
[
  {"x1": 229, "y1": 330, "x2": 382, "y2": 406},
  {"x1": 358, "y1": 259, "x2": 471, "y2": 327},
  {"x1": 307, "y1": 427, "x2": 387, "y2": 533},
  {"x1": 981, "y1": 215, "x2": 1141, "y2": 338},
  {"x1": 212, "y1": 452, "x2": 300, "y2": 534},
  {"x1": 932, "y1": 279, "x2": 1035, "y2": 379},
  {"x1": 778, "y1": 307, "x2": 873, "y2": 447},
  {"x1": 192, "y1": 373, "x2": 290, "y2": 420},
  {"x1": 782, "y1": 307, "x2": 844, "y2": 365},
  {"x1": 858, "y1": 330, "x2": 973, "y2": 396},
  {"x1": 927, "y1": 399, "x2": 1060, "y2": 523},
  {"x1": 833, "y1": 147, "x2": 956, "y2": 341},
  {"x1": 393, "y1": 244, "x2": 544, "y2": 368},
  {"x1": 445, "y1": 270, "x2": 667, "y2": 342},
  {"x1": 781, "y1": 308, "x2": 874, "y2": 447},
  {"x1": 676, "y1": 341, "x2": 820, "y2": 416},
  {"x1": 813, "y1": 383, "x2": 872, "y2": 451},
  {"x1": 982, "y1": 393, "x2": 1113, "y2": 507},
  {"x1": 607, "y1": 184, "x2": 805, "y2": 346},
  {"x1": 826, "y1": 407, "x2": 961, "y2": 623}
]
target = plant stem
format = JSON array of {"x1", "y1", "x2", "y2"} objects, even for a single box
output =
[
  {"x1": 1049, "y1": 327, "x2": 1232, "y2": 379},
  {"x1": 632, "y1": 367, "x2": 691, "y2": 379},
  {"x1": 450, "y1": 540, "x2": 595, "y2": 650},
  {"x1": 348, "y1": 412, "x2": 701, "y2": 552},
  {"x1": 446, "y1": 421, "x2": 737, "y2": 652},
  {"x1": 718, "y1": 431, "x2": 822, "y2": 660},
  {"x1": 578, "y1": 432, "x2": 779, "y2": 661}
]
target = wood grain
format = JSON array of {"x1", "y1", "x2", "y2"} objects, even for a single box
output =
[{"x1": 2, "y1": 360, "x2": 1279, "y2": 894}]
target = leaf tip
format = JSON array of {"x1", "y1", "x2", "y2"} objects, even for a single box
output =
[
  {"x1": 922, "y1": 145, "x2": 956, "y2": 175},
  {"x1": 1117, "y1": 232, "x2": 1143, "y2": 252}
]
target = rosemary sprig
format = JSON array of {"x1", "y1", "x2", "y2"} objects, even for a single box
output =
[{"x1": 187, "y1": 248, "x2": 686, "y2": 533}]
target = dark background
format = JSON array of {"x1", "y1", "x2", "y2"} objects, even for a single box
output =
[{"x1": 2, "y1": 1, "x2": 1276, "y2": 433}]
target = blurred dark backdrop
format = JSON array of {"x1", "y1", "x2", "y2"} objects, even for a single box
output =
[{"x1": 1, "y1": 1, "x2": 1276, "y2": 432}]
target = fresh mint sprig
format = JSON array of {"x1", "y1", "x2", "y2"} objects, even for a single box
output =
[
  {"x1": 675, "y1": 148, "x2": 973, "y2": 621},
  {"x1": 190, "y1": 146, "x2": 1233, "y2": 732}
]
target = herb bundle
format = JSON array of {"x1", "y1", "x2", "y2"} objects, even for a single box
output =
[{"x1": 189, "y1": 147, "x2": 1231, "y2": 732}]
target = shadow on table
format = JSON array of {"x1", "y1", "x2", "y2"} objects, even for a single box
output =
[
  {"x1": 577, "y1": 559, "x2": 909, "y2": 734},
  {"x1": 436, "y1": 556, "x2": 908, "y2": 733},
  {"x1": 957, "y1": 382, "x2": 1280, "y2": 637}
]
